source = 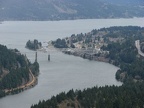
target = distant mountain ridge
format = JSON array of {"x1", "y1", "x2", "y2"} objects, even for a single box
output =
[
  {"x1": 101, "y1": 0, "x2": 144, "y2": 6},
  {"x1": 0, "y1": 0, "x2": 144, "y2": 20}
]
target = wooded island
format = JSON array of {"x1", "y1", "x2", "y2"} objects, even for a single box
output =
[{"x1": 26, "y1": 39, "x2": 42, "y2": 50}]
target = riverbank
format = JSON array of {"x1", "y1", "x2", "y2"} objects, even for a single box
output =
[
  {"x1": 4, "y1": 69, "x2": 37, "y2": 94},
  {"x1": 62, "y1": 48, "x2": 109, "y2": 62}
]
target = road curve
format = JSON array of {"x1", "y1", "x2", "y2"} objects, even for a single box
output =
[
  {"x1": 135, "y1": 40, "x2": 144, "y2": 57},
  {"x1": 4, "y1": 69, "x2": 36, "y2": 93}
]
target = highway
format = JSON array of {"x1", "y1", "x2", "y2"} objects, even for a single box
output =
[
  {"x1": 4, "y1": 69, "x2": 36, "y2": 93},
  {"x1": 135, "y1": 40, "x2": 144, "y2": 57}
]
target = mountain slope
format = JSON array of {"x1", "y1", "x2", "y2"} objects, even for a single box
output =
[
  {"x1": 0, "y1": 0, "x2": 144, "y2": 20},
  {"x1": 101, "y1": 0, "x2": 144, "y2": 6},
  {"x1": 0, "y1": 44, "x2": 39, "y2": 97},
  {"x1": 31, "y1": 82, "x2": 144, "y2": 108}
]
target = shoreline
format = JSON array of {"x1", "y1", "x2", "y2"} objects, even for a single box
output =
[
  {"x1": 62, "y1": 48, "x2": 110, "y2": 63},
  {"x1": 4, "y1": 69, "x2": 37, "y2": 94},
  {"x1": 2, "y1": 54, "x2": 39, "y2": 95},
  {"x1": 1, "y1": 17, "x2": 144, "y2": 22}
]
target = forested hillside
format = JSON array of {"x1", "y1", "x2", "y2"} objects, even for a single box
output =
[
  {"x1": 0, "y1": 44, "x2": 39, "y2": 97},
  {"x1": 0, "y1": 0, "x2": 144, "y2": 20},
  {"x1": 101, "y1": 0, "x2": 144, "y2": 6},
  {"x1": 31, "y1": 82, "x2": 144, "y2": 108},
  {"x1": 98, "y1": 26, "x2": 144, "y2": 82}
]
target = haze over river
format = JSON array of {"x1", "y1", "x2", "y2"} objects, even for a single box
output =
[{"x1": 0, "y1": 18, "x2": 144, "y2": 108}]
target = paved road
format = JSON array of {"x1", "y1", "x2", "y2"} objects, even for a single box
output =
[
  {"x1": 135, "y1": 40, "x2": 144, "y2": 57},
  {"x1": 4, "y1": 69, "x2": 36, "y2": 93}
]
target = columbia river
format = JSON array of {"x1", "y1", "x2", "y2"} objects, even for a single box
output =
[{"x1": 0, "y1": 18, "x2": 143, "y2": 108}]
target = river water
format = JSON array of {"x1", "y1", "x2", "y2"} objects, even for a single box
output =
[{"x1": 0, "y1": 18, "x2": 143, "y2": 108}]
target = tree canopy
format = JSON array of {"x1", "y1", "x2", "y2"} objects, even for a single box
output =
[{"x1": 0, "y1": 44, "x2": 39, "y2": 97}]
